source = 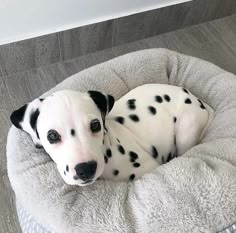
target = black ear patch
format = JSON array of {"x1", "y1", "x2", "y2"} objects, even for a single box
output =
[
  {"x1": 88, "y1": 91, "x2": 115, "y2": 117},
  {"x1": 10, "y1": 104, "x2": 28, "y2": 129},
  {"x1": 88, "y1": 91, "x2": 107, "y2": 115},
  {"x1": 30, "y1": 108, "x2": 40, "y2": 131},
  {"x1": 107, "y1": 95, "x2": 115, "y2": 113}
]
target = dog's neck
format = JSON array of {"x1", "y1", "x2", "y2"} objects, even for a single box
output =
[
  {"x1": 102, "y1": 119, "x2": 117, "y2": 151},
  {"x1": 102, "y1": 117, "x2": 142, "y2": 153}
]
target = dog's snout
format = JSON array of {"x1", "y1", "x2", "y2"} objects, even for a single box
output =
[{"x1": 74, "y1": 161, "x2": 97, "y2": 181}]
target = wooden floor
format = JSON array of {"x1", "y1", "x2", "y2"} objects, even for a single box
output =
[{"x1": 0, "y1": 15, "x2": 236, "y2": 233}]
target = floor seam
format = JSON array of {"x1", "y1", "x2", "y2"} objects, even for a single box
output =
[
  {"x1": 57, "y1": 33, "x2": 63, "y2": 62},
  {"x1": 0, "y1": 66, "x2": 4, "y2": 77}
]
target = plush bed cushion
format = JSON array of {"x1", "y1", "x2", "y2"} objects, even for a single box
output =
[{"x1": 7, "y1": 49, "x2": 236, "y2": 233}]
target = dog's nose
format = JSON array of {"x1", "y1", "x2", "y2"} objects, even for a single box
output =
[{"x1": 74, "y1": 161, "x2": 97, "y2": 181}]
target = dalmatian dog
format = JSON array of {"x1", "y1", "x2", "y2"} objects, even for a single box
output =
[{"x1": 10, "y1": 84, "x2": 210, "y2": 186}]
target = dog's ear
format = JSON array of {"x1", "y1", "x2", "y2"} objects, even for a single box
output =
[
  {"x1": 10, "y1": 98, "x2": 44, "y2": 149},
  {"x1": 88, "y1": 91, "x2": 115, "y2": 119}
]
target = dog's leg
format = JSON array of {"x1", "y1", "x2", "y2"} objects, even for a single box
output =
[{"x1": 175, "y1": 109, "x2": 207, "y2": 156}]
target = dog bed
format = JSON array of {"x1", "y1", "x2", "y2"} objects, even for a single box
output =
[{"x1": 7, "y1": 49, "x2": 236, "y2": 233}]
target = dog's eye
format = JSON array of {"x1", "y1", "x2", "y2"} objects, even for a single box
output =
[
  {"x1": 90, "y1": 119, "x2": 101, "y2": 133},
  {"x1": 47, "y1": 130, "x2": 61, "y2": 144}
]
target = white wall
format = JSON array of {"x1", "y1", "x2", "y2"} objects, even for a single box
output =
[{"x1": 0, "y1": 0, "x2": 191, "y2": 45}]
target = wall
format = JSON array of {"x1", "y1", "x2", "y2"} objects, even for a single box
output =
[{"x1": 0, "y1": 0, "x2": 191, "y2": 45}]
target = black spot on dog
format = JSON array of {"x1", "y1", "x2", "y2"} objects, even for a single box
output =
[
  {"x1": 35, "y1": 144, "x2": 43, "y2": 149},
  {"x1": 115, "y1": 116, "x2": 125, "y2": 124},
  {"x1": 198, "y1": 99, "x2": 206, "y2": 109},
  {"x1": 129, "y1": 151, "x2": 138, "y2": 161},
  {"x1": 174, "y1": 135, "x2": 176, "y2": 145},
  {"x1": 183, "y1": 88, "x2": 189, "y2": 94},
  {"x1": 118, "y1": 145, "x2": 125, "y2": 155},
  {"x1": 106, "y1": 148, "x2": 112, "y2": 158},
  {"x1": 164, "y1": 95, "x2": 171, "y2": 102},
  {"x1": 128, "y1": 99, "x2": 136, "y2": 103},
  {"x1": 130, "y1": 158, "x2": 136, "y2": 163},
  {"x1": 151, "y1": 146, "x2": 158, "y2": 159},
  {"x1": 129, "y1": 114, "x2": 139, "y2": 122},
  {"x1": 39, "y1": 98, "x2": 44, "y2": 102},
  {"x1": 127, "y1": 99, "x2": 136, "y2": 110},
  {"x1": 129, "y1": 174, "x2": 135, "y2": 181},
  {"x1": 71, "y1": 129, "x2": 75, "y2": 136},
  {"x1": 104, "y1": 155, "x2": 108, "y2": 163},
  {"x1": 167, "y1": 153, "x2": 172, "y2": 162},
  {"x1": 133, "y1": 162, "x2": 140, "y2": 168},
  {"x1": 113, "y1": 170, "x2": 119, "y2": 176},
  {"x1": 116, "y1": 138, "x2": 120, "y2": 143},
  {"x1": 148, "y1": 106, "x2": 156, "y2": 115},
  {"x1": 30, "y1": 108, "x2": 40, "y2": 131},
  {"x1": 155, "y1": 95, "x2": 163, "y2": 103},
  {"x1": 64, "y1": 171, "x2": 66, "y2": 176},
  {"x1": 185, "y1": 98, "x2": 192, "y2": 104},
  {"x1": 66, "y1": 165, "x2": 69, "y2": 172},
  {"x1": 173, "y1": 117, "x2": 177, "y2": 123}
]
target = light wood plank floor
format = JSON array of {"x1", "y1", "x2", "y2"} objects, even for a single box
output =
[{"x1": 0, "y1": 15, "x2": 235, "y2": 233}]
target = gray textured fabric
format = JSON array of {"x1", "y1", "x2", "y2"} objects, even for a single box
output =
[
  {"x1": 16, "y1": 199, "x2": 53, "y2": 233},
  {"x1": 16, "y1": 198, "x2": 236, "y2": 233},
  {"x1": 218, "y1": 224, "x2": 236, "y2": 233},
  {"x1": 7, "y1": 49, "x2": 236, "y2": 233}
]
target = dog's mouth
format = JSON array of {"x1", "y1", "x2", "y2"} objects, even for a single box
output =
[
  {"x1": 73, "y1": 175, "x2": 94, "y2": 185},
  {"x1": 73, "y1": 175, "x2": 94, "y2": 183},
  {"x1": 82, "y1": 179, "x2": 93, "y2": 184}
]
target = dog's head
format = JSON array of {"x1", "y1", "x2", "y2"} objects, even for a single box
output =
[{"x1": 10, "y1": 90, "x2": 114, "y2": 186}]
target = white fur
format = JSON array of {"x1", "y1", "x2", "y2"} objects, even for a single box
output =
[
  {"x1": 37, "y1": 90, "x2": 105, "y2": 186},
  {"x1": 12, "y1": 84, "x2": 210, "y2": 186}
]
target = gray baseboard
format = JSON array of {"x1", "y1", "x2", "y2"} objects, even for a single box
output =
[{"x1": 0, "y1": 0, "x2": 235, "y2": 78}]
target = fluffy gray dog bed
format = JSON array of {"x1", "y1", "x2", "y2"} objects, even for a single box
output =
[{"x1": 7, "y1": 49, "x2": 236, "y2": 233}]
